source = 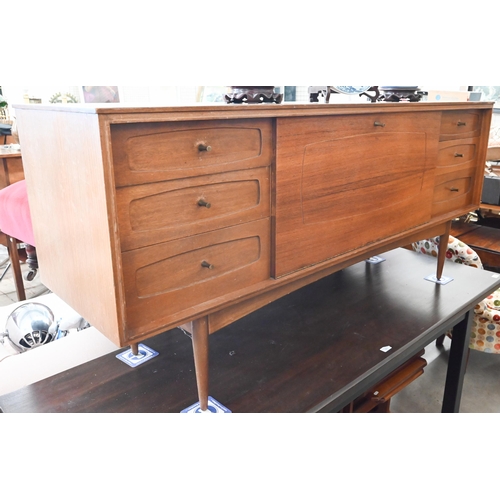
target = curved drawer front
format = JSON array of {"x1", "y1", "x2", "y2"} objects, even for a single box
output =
[
  {"x1": 136, "y1": 236, "x2": 261, "y2": 297},
  {"x1": 437, "y1": 140, "x2": 477, "y2": 168},
  {"x1": 121, "y1": 219, "x2": 271, "y2": 339},
  {"x1": 440, "y1": 111, "x2": 481, "y2": 141},
  {"x1": 117, "y1": 167, "x2": 270, "y2": 251},
  {"x1": 112, "y1": 119, "x2": 273, "y2": 186},
  {"x1": 432, "y1": 167, "x2": 474, "y2": 217}
]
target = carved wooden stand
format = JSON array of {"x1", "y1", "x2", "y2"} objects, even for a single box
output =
[
  {"x1": 309, "y1": 86, "x2": 380, "y2": 103},
  {"x1": 378, "y1": 87, "x2": 422, "y2": 102},
  {"x1": 225, "y1": 86, "x2": 283, "y2": 104}
]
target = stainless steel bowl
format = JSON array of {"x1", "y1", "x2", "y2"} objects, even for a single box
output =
[{"x1": 5, "y1": 303, "x2": 56, "y2": 352}]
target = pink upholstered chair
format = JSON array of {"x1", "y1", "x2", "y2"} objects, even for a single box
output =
[{"x1": 0, "y1": 180, "x2": 38, "y2": 301}]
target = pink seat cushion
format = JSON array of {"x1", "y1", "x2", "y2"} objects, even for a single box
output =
[{"x1": 0, "y1": 180, "x2": 35, "y2": 246}]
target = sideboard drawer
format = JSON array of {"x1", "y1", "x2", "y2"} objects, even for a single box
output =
[
  {"x1": 437, "y1": 139, "x2": 478, "y2": 168},
  {"x1": 432, "y1": 166, "x2": 475, "y2": 217},
  {"x1": 277, "y1": 111, "x2": 440, "y2": 140},
  {"x1": 112, "y1": 119, "x2": 273, "y2": 187},
  {"x1": 440, "y1": 111, "x2": 482, "y2": 141},
  {"x1": 116, "y1": 167, "x2": 270, "y2": 251},
  {"x1": 121, "y1": 218, "x2": 271, "y2": 339}
]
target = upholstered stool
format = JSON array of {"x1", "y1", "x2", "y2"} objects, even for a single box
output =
[{"x1": 0, "y1": 180, "x2": 37, "y2": 301}]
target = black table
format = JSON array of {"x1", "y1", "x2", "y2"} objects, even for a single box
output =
[{"x1": 2, "y1": 248, "x2": 499, "y2": 413}]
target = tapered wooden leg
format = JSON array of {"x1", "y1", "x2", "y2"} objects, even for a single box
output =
[
  {"x1": 192, "y1": 316, "x2": 210, "y2": 412},
  {"x1": 131, "y1": 343, "x2": 139, "y2": 356},
  {"x1": 436, "y1": 221, "x2": 452, "y2": 281},
  {"x1": 6, "y1": 237, "x2": 26, "y2": 302}
]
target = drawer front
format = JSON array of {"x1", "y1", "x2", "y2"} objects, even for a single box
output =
[
  {"x1": 440, "y1": 111, "x2": 481, "y2": 141},
  {"x1": 111, "y1": 119, "x2": 273, "y2": 187},
  {"x1": 121, "y1": 218, "x2": 271, "y2": 339},
  {"x1": 437, "y1": 139, "x2": 478, "y2": 168},
  {"x1": 276, "y1": 111, "x2": 441, "y2": 140},
  {"x1": 117, "y1": 167, "x2": 270, "y2": 251},
  {"x1": 432, "y1": 166, "x2": 475, "y2": 217}
]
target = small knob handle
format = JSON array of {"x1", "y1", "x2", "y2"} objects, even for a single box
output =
[
  {"x1": 457, "y1": 121, "x2": 467, "y2": 127},
  {"x1": 450, "y1": 187, "x2": 460, "y2": 192},
  {"x1": 455, "y1": 153, "x2": 464, "y2": 158},
  {"x1": 201, "y1": 261, "x2": 214, "y2": 270},
  {"x1": 198, "y1": 199, "x2": 212, "y2": 208},
  {"x1": 374, "y1": 121, "x2": 386, "y2": 127},
  {"x1": 198, "y1": 143, "x2": 212, "y2": 152}
]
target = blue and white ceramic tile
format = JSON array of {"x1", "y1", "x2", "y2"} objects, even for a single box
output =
[
  {"x1": 181, "y1": 397, "x2": 232, "y2": 414},
  {"x1": 116, "y1": 344, "x2": 159, "y2": 368}
]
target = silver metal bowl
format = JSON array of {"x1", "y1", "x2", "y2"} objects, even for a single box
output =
[{"x1": 5, "y1": 303, "x2": 56, "y2": 352}]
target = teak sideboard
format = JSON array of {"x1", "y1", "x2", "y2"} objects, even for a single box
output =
[{"x1": 15, "y1": 101, "x2": 493, "y2": 410}]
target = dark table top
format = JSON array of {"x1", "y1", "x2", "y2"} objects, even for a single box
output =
[{"x1": 2, "y1": 248, "x2": 499, "y2": 413}]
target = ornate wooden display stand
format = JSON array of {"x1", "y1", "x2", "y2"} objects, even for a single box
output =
[
  {"x1": 309, "y1": 86, "x2": 380, "y2": 103},
  {"x1": 378, "y1": 86, "x2": 423, "y2": 102},
  {"x1": 225, "y1": 86, "x2": 283, "y2": 104}
]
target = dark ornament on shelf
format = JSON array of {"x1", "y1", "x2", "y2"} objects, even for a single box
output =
[
  {"x1": 378, "y1": 87, "x2": 422, "y2": 102},
  {"x1": 225, "y1": 86, "x2": 283, "y2": 104},
  {"x1": 309, "y1": 86, "x2": 380, "y2": 103}
]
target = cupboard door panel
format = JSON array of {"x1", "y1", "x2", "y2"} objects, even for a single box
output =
[
  {"x1": 275, "y1": 114, "x2": 440, "y2": 277},
  {"x1": 301, "y1": 133, "x2": 427, "y2": 224}
]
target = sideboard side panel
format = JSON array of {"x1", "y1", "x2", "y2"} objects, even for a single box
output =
[{"x1": 15, "y1": 109, "x2": 123, "y2": 345}]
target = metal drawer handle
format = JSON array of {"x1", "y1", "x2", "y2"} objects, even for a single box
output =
[
  {"x1": 197, "y1": 199, "x2": 212, "y2": 208},
  {"x1": 374, "y1": 121, "x2": 386, "y2": 127},
  {"x1": 449, "y1": 187, "x2": 460, "y2": 192},
  {"x1": 457, "y1": 121, "x2": 467, "y2": 127},
  {"x1": 455, "y1": 153, "x2": 464, "y2": 158},
  {"x1": 198, "y1": 143, "x2": 212, "y2": 152},
  {"x1": 201, "y1": 261, "x2": 214, "y2": 270}
]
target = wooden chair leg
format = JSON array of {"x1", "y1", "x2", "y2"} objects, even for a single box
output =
[
  {"x1": 436, "y1": 334, "x2": 446, "y2": 347},
  {"x1": 6, "y1": 236, "x2": 26, "y2": 302}
]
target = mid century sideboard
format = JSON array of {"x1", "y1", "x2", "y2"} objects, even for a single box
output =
[{"x1": 15, "y1": 101, "x2": 493, "y2": 410}]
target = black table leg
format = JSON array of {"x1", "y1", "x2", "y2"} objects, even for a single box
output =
[{"x1": 441, "y1": 310, "x2": 474, "y2": 413}]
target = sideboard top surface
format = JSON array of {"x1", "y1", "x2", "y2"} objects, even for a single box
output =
[{"x1": 13, "y1": 101, "x2": 495, "y2": 121}]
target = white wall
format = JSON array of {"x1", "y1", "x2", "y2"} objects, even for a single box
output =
[{"x1": 1, "y1": 86, "x2": 196, "y2": 115}]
